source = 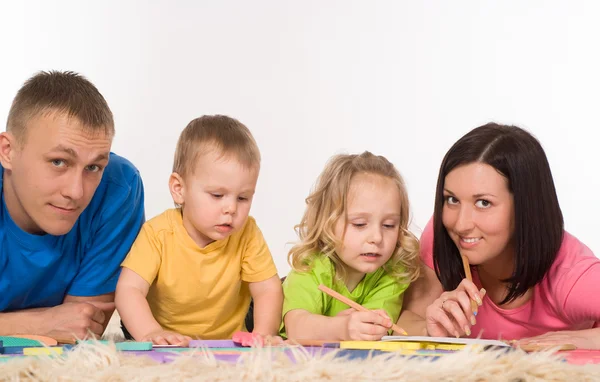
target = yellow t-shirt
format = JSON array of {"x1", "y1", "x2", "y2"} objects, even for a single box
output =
[{"x1": 121, "y1": 208, "x2": 277, "y2": 339}]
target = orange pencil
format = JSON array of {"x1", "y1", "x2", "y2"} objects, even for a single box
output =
[
  {"x1": 461, "y1": 255, "x2": 479, "y2": 315},
  {"x1": 318, "y1": 284, "x2": 408, "y2": 335}
]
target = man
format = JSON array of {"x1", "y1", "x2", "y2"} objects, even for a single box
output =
[{"x1": 0, "y1": 70, "x2": 145, "y2": 340}]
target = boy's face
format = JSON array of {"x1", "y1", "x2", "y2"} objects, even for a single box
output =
[
  {"x1": 0, "y1": 111, "x2": 112, "y2": 235},
  {"x1": 172, "y1": 150, "x2": 259, "y2": 248}
]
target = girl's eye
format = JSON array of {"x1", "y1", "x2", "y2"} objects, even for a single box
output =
[
  {"x1": 351, "y1": 223, "x2": 366, "y2": 228},
  {"x1": 383, "y1": 224, "x2": 396, "y2": 229},
  {"x1": 211, "y1": 194, "x2": 223, "y2": 199},
  {"x1": 238, "y1": 196, "x2": 248, "y2": 202},
  {"x1": 475, "y1": 199, "x2": 491, "y2": 208}
]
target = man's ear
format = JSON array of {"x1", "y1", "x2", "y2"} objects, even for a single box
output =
[
  {"x1": 0, "y1": 132, "x2": 17, "y2": 170},
  {"x1": 169, "y1": 172, "x2": 185, "y2": 206}
]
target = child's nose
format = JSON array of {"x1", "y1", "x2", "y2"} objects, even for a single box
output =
[
  {"x1": 223, "y1": 199, "x2": 237, "y2": 215},
  {"x1": 368, "y1": 227, "x2": 383, "y2": 244}
]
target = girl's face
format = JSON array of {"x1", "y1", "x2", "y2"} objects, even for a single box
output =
[
  {"x1": 442, "y1": 162, "x2": 515, "y2": 266},
  {"x1": 334, "y1": 173, "x2": 402, "y2": 290}
]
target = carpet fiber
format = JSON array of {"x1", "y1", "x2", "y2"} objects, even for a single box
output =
[{"x1": 1, "y1": 342, "x2": 600, "y2": 381}]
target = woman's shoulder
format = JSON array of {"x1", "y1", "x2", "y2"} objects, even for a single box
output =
[
  {"x1": 546, "y1": 231, "x2": 598, "y2": 283},
  {"x1": 553, "y1": 231, "x2": 596, "y2": 267}
]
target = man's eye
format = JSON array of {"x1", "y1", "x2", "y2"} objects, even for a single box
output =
[{"x1": 86, "y1": 165, "x2": 102, "y2": 173}]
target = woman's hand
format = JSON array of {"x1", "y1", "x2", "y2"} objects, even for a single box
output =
[
  {"x1": 517, "y1": 329, "x2": 600, "y2": 350},
  {"x1": 425, "y1": 279, "x2": 485, "y2": 338}
]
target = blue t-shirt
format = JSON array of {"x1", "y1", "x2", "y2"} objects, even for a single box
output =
[{"x1": 0, "y1": 152, "x2": 145, "y2": 311}]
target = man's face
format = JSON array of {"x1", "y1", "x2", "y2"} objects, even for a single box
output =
[{"x1": 1, "y1": 111, "x2": 112, "y2": 235}]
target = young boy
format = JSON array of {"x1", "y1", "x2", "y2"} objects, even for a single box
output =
[{"x1": 115, "y1": 115, "x2": 283, "y2": 345}]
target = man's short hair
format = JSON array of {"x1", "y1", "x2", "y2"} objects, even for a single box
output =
[{"x1": 6, "y1": 70, "x2": 114, "y2": 143}]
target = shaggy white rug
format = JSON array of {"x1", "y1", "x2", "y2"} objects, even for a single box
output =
[
  {"x1": 0, "y1": 313, "x2": 597, "y2": 381},
  {"x1": 1, "y1": 341, "x2": 599, "y2": 381}
]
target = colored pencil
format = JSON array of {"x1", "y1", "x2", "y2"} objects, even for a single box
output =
[
  {"x1": 318, "y1": 284, "x2": 408, "y2": 335},
  {"x1": 461, "y1": 255, "x2": 479, "y2": 315}
]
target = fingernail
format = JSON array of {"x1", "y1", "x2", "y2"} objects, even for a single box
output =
[
  {"x1": 473, "y1": 310, "x2": 478, "y2": 316},
  {"x1": 480, "y1": 288, "x2": 487, "y2": 297},
  {"x1": 471, "y1": 316, "x2": 476, "y2": 326},
  {"x1": 455, "y1": 331, "x2": 460, "y2": 338},
  {"x1": 464, "y1": 326, "x2": 471, "y2": 336}
]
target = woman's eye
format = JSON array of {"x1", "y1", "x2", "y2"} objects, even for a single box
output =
[
  {"x1": 445, "y1": 196, "x2": 458, "y2": 205},
  {"x1": 475, "y1": 199, "x2": 491, "y2": 208}
]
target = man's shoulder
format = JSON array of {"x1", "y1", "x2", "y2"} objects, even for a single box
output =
[
  {"x1": 102, "y1": 152, "x2": 142, "y2": 187},
  {"x1": 92, "y1": 153, "x2": 143, "y2": 201},
  {"x1": 81, "y1": 152, "x2": 144, "y2": 223}
]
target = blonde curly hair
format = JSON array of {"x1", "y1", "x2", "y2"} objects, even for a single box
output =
[{"x1": 288, "y1": 151, "x2": 420, "y2": 283}]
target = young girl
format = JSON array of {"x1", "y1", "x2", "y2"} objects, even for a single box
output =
[
  {"x1": 281, "y1": 151, "x2": 420, "y2": 341},
  {"x1": 398, "y1": 123, "x2": 600, "y2": 349}
]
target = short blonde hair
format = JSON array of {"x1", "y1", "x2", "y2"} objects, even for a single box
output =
[
  {"x1": 173, "y1": 115, "x2": 260, "y2": 177},
  {"x1": 7, "y1": 70, "x2": 114, "y2": 144},
  {"x1": 288, "y1": 151, "x2": 420, "y2": 283}
]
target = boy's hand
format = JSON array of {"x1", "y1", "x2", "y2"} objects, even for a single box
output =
[
  {"x1": 233, "y1": 331, "x2": 284, "y2": 347},
  {"x1": 345, "y1": 309, "x2": 393, "y2": 341},
  {"x1": 141, "y1": 329, "x2": 191, "y2": 346},
  {"x1": 258, "y1": 334, "x2": 284, "y2": 346}
]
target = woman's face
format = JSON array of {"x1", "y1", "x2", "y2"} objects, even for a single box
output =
[{"x1": 442, "y1": 162, "x2": 515, "y2": 265}]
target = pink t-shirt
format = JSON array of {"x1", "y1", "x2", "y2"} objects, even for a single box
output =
[{"x1": 420, "y1": 219, "x2": 600, "y2": 341}]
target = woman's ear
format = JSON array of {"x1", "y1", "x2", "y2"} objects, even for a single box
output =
[{"x1": 169, "y1": 172, "x2": 185, "y2": 206}]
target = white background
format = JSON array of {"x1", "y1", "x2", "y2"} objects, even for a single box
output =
[{"x1": 1, "y1": 1, "x2": 599, "y2": 275}]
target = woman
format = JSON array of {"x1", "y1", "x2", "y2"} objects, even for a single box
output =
[{"x1": 398, "y1": 122, "x2": 600, "y2": 349}]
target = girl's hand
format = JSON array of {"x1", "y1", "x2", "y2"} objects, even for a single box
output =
[
  {"x1": 425, "y1": 279, "x2": 485, "y2": 338},
  {"x1": 141, "y1": 329, "x2": 191, "y2": 346},
  {"x1": 336, "y1": 308, "x2": 357, "y2": 316},
  {"x1": 345, "y1": 309, "x2": 393, "y2": 341}
]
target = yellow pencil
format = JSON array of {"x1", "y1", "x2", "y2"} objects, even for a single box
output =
[{"x1": 461, "y1": 255, "x2": 479, "y2": 315}]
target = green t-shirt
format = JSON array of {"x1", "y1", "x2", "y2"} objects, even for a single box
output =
[{"x1": 280, "y1": 255, "x2": 409, "y2": 337}]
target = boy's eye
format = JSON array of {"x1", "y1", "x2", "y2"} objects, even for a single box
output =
[
  {"x1": 238, "y1": 196, "x2": 248, "y2": 202},
  {"x1": 211, "y1": 194, "x2": 223, "y2": 199},
  {"x1": 51, "y1": 159, "x2": 66, "y2": 168},
  {"x1": 475, "y1": 199, "x2": 491, "y2": 208}
]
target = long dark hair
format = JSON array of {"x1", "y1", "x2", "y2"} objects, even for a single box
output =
[{"x1": 433, "y1": 123, "x2": 564, "y2": 304}]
